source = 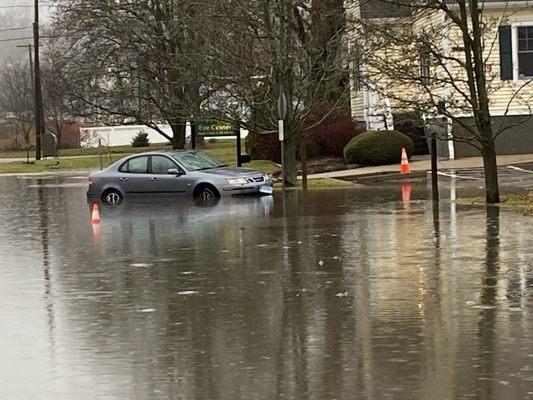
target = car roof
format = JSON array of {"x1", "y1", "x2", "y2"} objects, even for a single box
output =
[{"x1": 125, "y1": 150, "x2": 200, "y2": 157}]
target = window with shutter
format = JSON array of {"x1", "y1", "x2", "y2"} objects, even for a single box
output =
[
  {"x1": 420, "y1": 44, "x2": 431, "y2": 85},
  {"x1": 499, "y1": 25, "x2": 513, "y2": 80}
]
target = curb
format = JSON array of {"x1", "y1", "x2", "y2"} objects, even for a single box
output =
[{"x1": 338, "y1": 170, "x2": 428, "y2": 183}]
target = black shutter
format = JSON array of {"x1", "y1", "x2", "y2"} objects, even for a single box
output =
[{"x1": 499, "y1": 25, "x2": 513, "y2": 80}]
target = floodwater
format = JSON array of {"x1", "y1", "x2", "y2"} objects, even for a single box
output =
[{"x1": 0, "y1": 175, "x2": 532, "y2": 400}]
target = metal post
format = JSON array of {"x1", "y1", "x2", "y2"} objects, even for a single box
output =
[
  {"x1": 278, "y1": 120, "x2": 286, "y2": 192},
  {"x1": 236, "y1": 124, "x2": 242, "y2": 167},
  {"x1": 98, "y1": 139, "x2": 103, "y2": 170},
  {"x1": 431, "y1": 136, "x2": 439, "y2": 202},
  {"x1": 191, "y1": 120, "x2": 197, "y2": 150},
  {"x1": 33, "y1": 0, "x2": 44, "y2": 161}
]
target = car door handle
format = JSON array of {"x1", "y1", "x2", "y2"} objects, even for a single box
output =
[
  {"x1": 150, "y1": 177, "x2": 159, "y2": 181},
  {"x1": 120, "y1": 177, "x2": 128, "y2": 181}
]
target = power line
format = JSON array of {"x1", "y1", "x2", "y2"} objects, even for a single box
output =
[
  {"x1": 0, "y1": 36, "x2": 34, "y2": 43},
  {"x1": 0, "y1": 4, "x2": 52, "y2": 8},
  {"x1": 0, "y1": 35, "x2": 72, "y2": 43},
  {"x1": 0, "y1": 26, "x2": 32, "y2": 32}
]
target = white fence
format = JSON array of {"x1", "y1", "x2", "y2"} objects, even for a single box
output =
[
  {"x1": 80, "y1": 123, "x2": 248, "y2": 148},
  {"x1": 80, "y1": 124, "x2": 180, "y2": 147}
]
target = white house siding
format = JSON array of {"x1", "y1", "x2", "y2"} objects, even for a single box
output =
[
  {"x1": 483, "y1": 7, "x2": 533, "y2": 114},
  {"x1": 413, "y1": 6, "x2": 533, "y2": 116},
  {"x1": 346, "y1": 0, "x2": 366, "y2": 121}
]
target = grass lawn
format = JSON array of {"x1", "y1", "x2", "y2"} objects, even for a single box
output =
[
  {"x1": 456, "y1": 193, "x2": 533, "y2": 211},
  {"x1": 274, "y1": 178, "x2": 356, "y2": 190},
  {"x1": 0, "y1": 155, "x2": 126, "y2": 173},
  {"x1": 0, "y1": 142, "x2": 172, "y2": 158},
  {"x1": 0, "y1": 140, "x2": 280, "y2": 174}
]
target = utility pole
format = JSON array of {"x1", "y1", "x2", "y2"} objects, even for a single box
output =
[{"x1": 33, "y1": 0, "x2": 44, "y2": 161}]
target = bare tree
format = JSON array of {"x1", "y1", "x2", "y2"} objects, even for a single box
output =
[
  {"x1": 49, "y1": 0, "x2": 212, "y2": 149},
  {"x1": 348, "y1": 0, "x2": 533, "y2": 203},
  {"x1": 202, "y1": 0, "x2": 349, "y2": 186},
  {"x1": 49, "y1": 0, "x2": 350, "y2": 183},
  {"x1": 0, "y1": 61, "x2": 34, "y2": 150},
  {"x1": 41, "y1": 58, "x2": 71, "y2": 147}
]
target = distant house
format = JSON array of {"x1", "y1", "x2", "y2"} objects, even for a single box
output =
[{"x1": 346, "y1": 0, "x2": 533, "y2": 159}]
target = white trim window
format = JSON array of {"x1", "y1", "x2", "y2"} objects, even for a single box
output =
[
  {"x1": 511, "y1": 22, "x2": 533, "y2": 81},
  {"x1": 517, "y1": 26, "x2": 533, "y2": 78}
]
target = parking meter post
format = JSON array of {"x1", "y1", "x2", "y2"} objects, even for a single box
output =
[
  {"x1": 98, "y1": 138, "x2": 103, "y2": 170},
  {"x1": 431, "y1": 136, "x2": 439, "y2": 202},
  {"x1": 236, "y1": 123, "x2": 242, "y2": 167},
  {"x1": 191, "y1": 120, "x2": 197, "y2": 150}
]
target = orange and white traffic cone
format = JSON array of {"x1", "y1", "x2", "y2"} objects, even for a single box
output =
[
  {"x1": 91, "y1": 203, "x2": 100, "y2": 224},
  {"x1": 400, "y1": 147, "x2": 410, "y2": 174}
]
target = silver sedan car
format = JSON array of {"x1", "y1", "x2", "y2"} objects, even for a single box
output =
[{"x1": 87, "y1": 150, "x2": 273, "y2": 204}]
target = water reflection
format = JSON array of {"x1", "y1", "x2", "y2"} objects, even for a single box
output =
[
  {"x1": 477, "y1": 206, "x2": 500, "y2": 399},
  {"x1": 0, "y1": 176, "x2": 532, "y2": 400}
]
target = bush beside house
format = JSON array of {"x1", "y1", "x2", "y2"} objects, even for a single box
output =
[
  {"x1": 343, "y1": 130, "x2": 414, "y2": 165},
  {"x1": 245, "y1": 113, "x2": 363, "y2": 163},
  {"x1": 246, "y1": 132, "x2": 280, "y2": 163},
  {"x1": 306, "y1": 115, "x2": 364, "y2": 158}
]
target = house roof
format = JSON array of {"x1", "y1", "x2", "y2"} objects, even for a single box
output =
[
  {"x1": 360, "y1": 0, "x2": 412, "y2": 19},
  {"x1": 359, "y1": 0, "x2": 531, "y2": 19}
]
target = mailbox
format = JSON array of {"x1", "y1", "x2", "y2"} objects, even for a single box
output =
[{"x1": 42, "y1": 133, "x2": 58, "y2": 158}]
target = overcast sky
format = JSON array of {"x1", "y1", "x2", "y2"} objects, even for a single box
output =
[{"x1": 0, "y1": 0, "x2": 52, "y2": 63}]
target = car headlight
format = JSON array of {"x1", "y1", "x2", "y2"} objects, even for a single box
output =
[{"x1": 226, "y1": 178, "x2": 248, "y2": 185}]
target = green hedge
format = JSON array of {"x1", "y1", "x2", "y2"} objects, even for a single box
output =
[{"x1": 343, "y1": 130, "x2": 414, "y2": 166}]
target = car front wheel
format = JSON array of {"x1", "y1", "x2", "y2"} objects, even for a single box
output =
[
  {"x1": 193, "y1": 185, "x2": 220, "y2": 202},
  {"x1": 102, "y1": 188, "x2": 123, "y2": 205}
]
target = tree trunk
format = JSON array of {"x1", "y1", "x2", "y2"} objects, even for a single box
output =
[
  {"x1": 481, "y1": 140, "x2": 500, "y2": 204},
  {"x1": 169, "y1": 120, "x2": 186, "y2": 150},
  {"x1": 300, "y1": 139, "x2": 308, "y2": 191},
  {"x1": 284, "y1": 126, "x2": 298, "y2": 186}
]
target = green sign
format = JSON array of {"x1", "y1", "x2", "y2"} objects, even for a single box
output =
[{"x1": 196, "y1": 120, "x2": 236, "y2": 137}]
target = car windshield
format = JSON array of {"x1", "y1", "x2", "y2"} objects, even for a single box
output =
[{"x1": 171, "y1": 151, "x2": 226, "y2": 171}]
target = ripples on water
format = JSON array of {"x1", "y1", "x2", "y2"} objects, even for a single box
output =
[{"x1": 0, "y1": 176, "x2": 532, "y2": 400}]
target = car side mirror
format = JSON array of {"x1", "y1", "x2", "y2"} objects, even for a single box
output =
[{"x1": 167, "y1": 168, "x2": 182, "y2": 176}]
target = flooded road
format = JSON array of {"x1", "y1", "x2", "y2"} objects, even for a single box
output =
[{"x1": 0, "y1": 176, "x2": 532, "y2": 400}]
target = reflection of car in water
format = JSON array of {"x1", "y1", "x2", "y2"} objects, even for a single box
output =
[
  {"x1": 89, "y1": 196, "x2": 275, "y2": 252},
  {"x1": 87, "y1": 150, "x2": 274, "y2": 204}
]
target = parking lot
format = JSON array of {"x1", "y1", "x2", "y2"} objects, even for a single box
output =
[{"x1": 437, "y1": 163, "x2": 533, "y2": 191}]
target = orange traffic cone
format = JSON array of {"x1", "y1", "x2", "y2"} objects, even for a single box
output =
[
  {"x1": 400, "y1": 147, "x2": 410, "y2": 174},
  {"x1": 91, "y1": 203, "x2": 100, "y2": 224}
]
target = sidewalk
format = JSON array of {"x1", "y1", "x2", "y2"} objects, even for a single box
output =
[
  {"x1": 308, "y1": 154, "x2": 533, "y2": 180},
  {"x1": 0, "y1": 154, "x2": 104, "y2": 164}
]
